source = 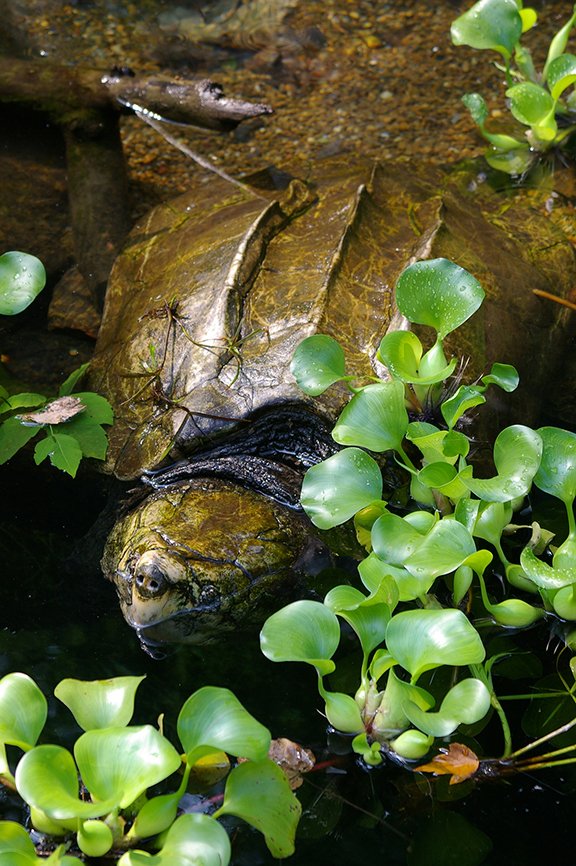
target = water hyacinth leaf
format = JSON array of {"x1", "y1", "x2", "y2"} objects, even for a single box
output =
[
  {"x1": 0, "y1": 821, "x2": 38, "y2": 858},
  {"x1": 506, "y1": 82, "x2": 557, "y2": 138},
  {"x1": 16, "y1": 745, "x2": 116, "y2": 820},
  {"x1": 0, "y1": 673, "x2": 47, "y2": 750},
  {"x1": 117, "y1": 814, "x2": 231, "y2": 866},
  {"x1": 34, "y1": 433, "x2": 83, "y2": 477},
  {"x1": 534, "y1": 426, "x2": 576, "y2": 506},
  {"x1": 129, "y1": 790, "x2": 181, "y2": 841},
  {"x1": 300, "y1": 447, "x2": 383, "y2": 529},
  {"x1": 386, "y1": 609, "x2": 486, "y2": 682},
  {"x1": 74, "y1": 726, "x2": 181, "y2": 809},
  {"x1": 371, "y1": 512, "x2": 427, "y2": 566},
  {"x1": 358, "y1": 553, "x2": 424, "y2": 603},
  {"x1": 546, "y1": 53, "x2": 576, "y2": 100},
  {"x1": 450, "y1": 0, "x2": 523, "y2": 60},
  {"x1": 520, "y1": 546, "x2": 576, "y2": 590},
  {"x1": 404, "y1": 520, "x2": 477, "y2": 582},
  {"x1": 486, "y1": 144, "x2": 534, "y2": 174},
  {"x1": 543, "y1": 8, "x2": 576, "y2": 79},
  {"x1": 519, "y1": 7, "x2": 537, "y2": 32},
  {"x1": 453, "y1": 565, "x2": 474, "y2": 605},
  {"x1": 377, "y1": 331, "x2": 455, "y2": 385},
  {"x1": 389, "y1": 730, "x2": 434, "y2": 760},
  {"x1": 260, "y1": 600, "x2": 340, "y2": 676},
  {"x1": 461, "y1": 425, "x2": 543, "y2": 502},
  {"x1": 177, "y1": 686, "x2": 270, "y2": 765},
  {"x1": 332, "y1": 381, "x2": 408, "y2": 452},
  {"x1": 481, "y1": 362, "x2": 519, "y2": 392},
  {"x1": 324, "y1": 580, "x2": 397, "y2": 655},
  {"x1": 403, "y1": 678, "x2": 491, "y2": 737},
  {"x1": 323, "y1": 691, "x2": 364, "y2": 733},
  {"x1": 0, "y1": 417, "x2": 40, "y2": 464},
  {"x1": 395, "y1": 258, "x2": 485, "y2": 340},
  {"x1": 441, "y1": 385, "x2": 486, "y2": 430},
  {"x1": 54, "y1": 676, "x2": 146, "y2": 731},
  {"x1": 0, "y1": 251, "x2": 46, "y2": 315},
  {"x1": 215, "y1": 759, "x2": 301, "y2": 859},
  {"x1": 290, "y1": 334, "x2": 347, "y2": 395},
  {"x1": 77, "y1": 820, "x2": 114, "y2": 858},
  {"x1": 472, "y1": 501, "x2": 513, "y2": 547},
  {"x1": 461, "y1": 93, "x2": 524, "y2": 149}
]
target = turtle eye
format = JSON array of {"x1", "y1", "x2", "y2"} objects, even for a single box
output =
[{"x1": 133, "y1": 561, "x2": 168, "y2": 598}]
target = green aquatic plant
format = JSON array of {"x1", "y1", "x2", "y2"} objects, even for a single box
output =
[
  {"x1": 0, "y1": 251, "x2": 46, "y2": 316},
  {"x1": 451, "y1": 0, "x2": 576, "y2": 175},
  {"x1": 0, "y1": 363, "x2": 113, "y2": 477},
  {"x1": 261, "y1": 256, "x2": 576, "y2": 770},
  {"x1": 0, "y1": 673, "x2": 300, "y2": 862}
]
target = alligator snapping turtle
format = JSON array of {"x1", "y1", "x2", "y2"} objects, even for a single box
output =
[{"x1": 88, "y1": 156, "x2": 576, "y2": 644}]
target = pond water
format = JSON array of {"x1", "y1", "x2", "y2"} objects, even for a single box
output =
[{"x1": 2, "y1": 0, "x2": 576, "y2": 864}]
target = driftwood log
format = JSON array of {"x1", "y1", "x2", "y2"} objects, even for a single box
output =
[{"x1": 0, "y1": 58, "x2": 273, "y2": 312}]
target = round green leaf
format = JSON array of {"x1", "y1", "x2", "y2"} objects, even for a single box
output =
[
  {"x1": 323, "y1": 691, "x2": 364, "y2": 733},
  {"x1": 324, "y1": 581, "x2": 397, "y2": 655},
  {"x1": 506, "y1": 81, "x2": 557, "y2": 138},
  {"x1": 461, "y1": 424, "x2": 543, "y2": 502},
  {"x1": 546, "y1": 53, "x2": 576, "y2": 100},
  {"x1": 404, "y1": 678, "x2": 491, "y2": 737},
  {"x1": 386, "y1": 609, "x2": 486, "y2": 681},
  {"x1": 74, "y1": 726, "x2": 181, "y2": 809},
  {"x1": 177, "y1": 686, "x2": 270, "y2": 765},
  {"x1": 215, "y1": 759, "x2": 301, "y2": 859},
  {"x1": 77, "y1": 820, "x2": 113, "y2": 858},
  {"x1": 259, "y1": 599, "x2": 340, "y2": 676},
  {"x1": 0, "y1": 252, "x2": 46, "y2": 315},
  {"x1": 117, "y1": 814, "x2": 231, "y2": 866},
  {"x1": 395, "y1": 259, "x2": 485, "y2": 340},
  {"x1": 371, "y1": 512, "x2": 428, "y2": 567},
  {"x1": 300, "y1": 447, "x2": 383, "y2": 529},
  {"x1": 404, "y1": 520, "x2": 477, "y2": 581},
  {"x1": 0, "y1": 822, "x2": 37, "y2": 858},
  {"x1": 481, "y1": 362, "x2": 519, "y2": 392},
  {"x1": 16, "y1": 745, "x2": 116, "y2": 820},
  {"x1": 54, "y1": 676, "x2": 145, "y2": 731},
  {"x1": 450, "y1": 0, "x2": 523, "y2": 60},
  {"x1": 534, "y1": 426, "x2": 576, "y2": 507},
  {"x1": 332, "y1": 380, "x2": 408, "y2": 452},
  {"x1": 129, "y1": 790, "x2": 181, "y2": 840},
  {"x1": 290, "y1": 334, "x2": 347, "y2": 395},
  {"x1": 0, "y1": 672, "x2": 47, "y2": 750}
]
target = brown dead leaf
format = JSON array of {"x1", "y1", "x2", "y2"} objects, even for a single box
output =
[
  {"x1": 269, "y1": 737, "x2": 316, "y2": 790},
  {"x1": 18, "y1": 396, "x2": 85, "y2": 426},
  {"x1": 415, "y1": 743, "x2": 479, "y2": 785}
]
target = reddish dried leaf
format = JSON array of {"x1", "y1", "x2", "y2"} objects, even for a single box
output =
[
  {"x1": 415, "y1": 742, "x2": 479, "y2": 785},
  {"x1": 18, "y1": 396, "x2": 85, "y2": 426}
]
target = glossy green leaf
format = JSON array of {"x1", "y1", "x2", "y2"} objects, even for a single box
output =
[
  {"x1": 0, "y1": 252, "x2": 46, "y2": 315},
  {"x1": 260, "y1": 600, "x2": 340, "y2": 676},
  {"x1": 323, "y1": 691, "x2": 364, "y2": 733},
  {"x1": 0, "y1": 821, "x2": 37, "y2": 858},
  {"x1": 377, "y1": 331, "x2": 455, "y2": 385},
  {"x1": 117, "y1": 814, "x2": 231, "y2": 866},
  {"x1": 300, "y1": 447, "x2": 383, "y2": 529},
  {"x1": 481, "y1": 362, "x2": 519, "y2": 392},
  {"x1": 16, "y1": 745, "x2": 116, "y2": 820},
  {"x1": 389, "y1": 729, "x2": 434, "y2": 760},
  {"x1": 177, "y1": 686, "x2": 270, "y2": 765},
  {"x1": 0, "y1": 673, "x2": 47, "y2": 750},
  {"x1": 461, "y1": 424, "x2": 542, "y2": 501},
  {"x1": 54, "y1": 676, "x2": 145, "y2": 731},
  {"x1": 543, "y1": 7, "x2": 576, "y2": 80},
  {"x1": 450, "y1": 0, "x2": 523, "y2": 60},
  {"x1": 324, "y1": 579, "x2": 397, "y2": 655},
  {"x1": 358, "y1": 552, "x2": 425, "y2": 603},
  {"x1": 129, "y1": 790, "x2": 181, "y2": 840},
  {"x1": 77, "y1": 820, "x2": 113, "y2": 858},
  {"x1": 215, "y1": 759, "x2": 301, "y2": 859},
  {"x1": 403, "y1": 678, "x2": 491, "y2": 737},
  {"x1": 534, "y1": 426, "x2": 576, "y2": 506},
  {"x1": 395, "y1": 259, "x2": 485, "y2": 340},
  {"x1": 386, "y1": 609, "x2": 486, "y2": 681},
  {"x1": 371, "y1": 512, "x2": 427, "y2": 566},
  {"x1": 0, "y1": 417, "x2": 39, "y2": 464},
  {"x1": 34, "y1": 433, "x2": 83, "y2": 477},
  {"x1": 461, "y1": 93, "x2": 524, "y2": 150},
  {"x1": 441, "y1": 385, "x2": 486, "y2": 429},
  {"x1": 506, "y1": 81, "x2": 557, "y2": 139},
  {"x1": 332, "y1": 381, "x2": 408, "y2": 453},
  {"x1": 519, "y1": 7, "x2": 537, "y2": 32},
  {"x1": 74, "y1": 726, "x2": 181, "y2": 809},
  {"x1": 485, "y1": 144, "x2": 535, "y2": 174},
  {"x1": 290, "y1": 334, "x2": 347, "y2": 395},
  {"x1": 58, "y1": 364, "x2": 90, "y2": 397},
  {"x1": 404, "y1": 520, "x2": 477, "y2": 581},
  {"x1": 472, "y1": 501, "x2": 513, "y2": 547},
  {"x1": 520, "y1": 546, "x2": 576, "y2": 590},
  {"x1": 72, "y1": 392, "x2": 114, "y2": 426}
]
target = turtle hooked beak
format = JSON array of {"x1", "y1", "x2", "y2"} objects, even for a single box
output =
[{"x1": 114, "y1": 549, "x2": 190, "y2": 627}]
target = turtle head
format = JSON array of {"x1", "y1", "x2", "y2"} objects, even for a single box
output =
[{"x1": 102, "y1": 477, "x2": 328, "y2": 644}]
